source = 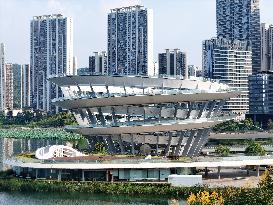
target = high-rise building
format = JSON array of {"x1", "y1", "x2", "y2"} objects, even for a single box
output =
[
  {"x1": 247, "y1": 72, "x2": 273, "y2": 127},
  {"x1": 0, "y1": 43, "x2": 5, "y2": 111},
  {"x1": 216, "y1": 0, "x2": 261, "y2": 73},
  {"x1": 158, "y1": 49, "x2": 187, "y2": 78},
  {"x1": 30, "y1": 14, "x2": 73, "y2": 113},
  {"x1": 5, "y1": 63, "x2": 13, "y2": 110},
  {"x1": 12, "y1": 64, "x2": 22, "y2": 109},
  {"x1": 188, "y1": 65, "x2": 202, "y2": 78},
  {"x1": 107, "y1": 5, "x2": 153, "y2": 76},
  {"x1": 261, "y1": 23, "x2": 273, "y2": 71},
  {"x1": 21, "y1": 64, "x2": 31, "y2": 108},
  {"x1": 89, "y1": 51, "x2": 108, "y2": 74},
  {"x1": 203, "y1": 38, "x2": 252, "y2": 113}
]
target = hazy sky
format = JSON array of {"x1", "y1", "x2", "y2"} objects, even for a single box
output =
[{"x1": 1, "y1": 0, "x2": 273, "y2": 68}]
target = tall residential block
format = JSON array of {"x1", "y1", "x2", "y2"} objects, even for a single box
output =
[
  {"x1": 12, "y1": 64, "x2": 22, "y2": 109},
  {"x1": 30, "y1": 14, "x2": 73, "y2": 113},
  {"x1": 158, "y1": 49, "x2": 187, "y2": 78},
  {"x1": 216, "y1": 0, "x2": 261, "y2": 73},
  {"x1": 107, "y1": 5, "x2": 153, "y2": 76},
  {"x1": 203, "y1": 38, "x2": 252, "y2": 113},
  {"x1": 0, "y1": 43, "x2": 5, "y2": 111},
  {"x1": 261, "y1": 23, "x2": 273, "y2": 71},
  {"x1": 89, "y1": 51, "x2": 108, "y2": 74},
  {"x1": 5, "y1": 63, "x2": 13, "y2": 110},
  {"x1": 21, "y1": 64, "x2": 31, "y2": 108}
]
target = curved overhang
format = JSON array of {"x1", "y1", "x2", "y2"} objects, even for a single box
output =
[
  {"x1": 53, "y1": 92, "x2": 240, "y2": 109},
  {"x1": 49, "y1": 75, "x2": 229, "y2": 91},
  {"x1": 66, "y1": 117, "x2": 234, "y2": 135}
]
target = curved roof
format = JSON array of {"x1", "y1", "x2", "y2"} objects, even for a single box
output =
[{"x1": 49, "y1": 75, "x2": 230, "y2": 91}]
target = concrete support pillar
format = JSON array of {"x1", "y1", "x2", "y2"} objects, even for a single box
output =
[
  {"x1": 35, "y1": 169, "x2": 38, "y2": 179},
  {"x1": 213, "y1": 100, "x2": 226, "y2": 117},
  {"x1": 197, "y1": 101, "x2": 209, "y2": 119},
  {"x1": 118, "y1": 135, "x2": 125, "y2": 154},
  {"x1": 182, "y1": 130, "x2": 196, "y2": 156},
  {"x1": 131, "y1": 134, "x2": 135, "y2": 155},
  {"x1": 156, "y1": 134, "x2": 159, "y2": 156},
  {"x1": 58, "y1": 169, "x2": 62, "y2": 181},
  {"x1": 164, "y1": 132, "x2": 172, "y2": 156},
  {"x1": 175, "y1": 131, "x2": 185, "y2": 156},
  {"x1": 82, "y1": 170, "x2": 85, "y2": 182},
  {"x1": 205, "y1": 167, "x2": 208, "y2": 178},
  {"x1": 256, "y1": 165, "x2": 260, "y2": 177},
  {"x1": 217, "y1": 166, "x2": 221, "y2": 179},
  {"x1": 207, "y1": 100, "x2": 217, "y2": 118}
]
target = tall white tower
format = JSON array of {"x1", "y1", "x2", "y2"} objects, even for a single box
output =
[{"x1": 0, "y1": 43, "x2": 6, "y2": 111}]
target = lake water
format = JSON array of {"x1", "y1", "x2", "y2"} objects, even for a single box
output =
[{"x1": 0, "y1": 192, "x2": 187, "y2": 205}]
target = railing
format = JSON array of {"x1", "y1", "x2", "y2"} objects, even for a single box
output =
[{"x1": 8, "y1": 155, "x2": 273, "y2": 165}]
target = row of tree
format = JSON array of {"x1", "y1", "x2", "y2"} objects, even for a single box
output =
[{"x1": 215, "y1": 141, "x2": 266, "y2": 157}]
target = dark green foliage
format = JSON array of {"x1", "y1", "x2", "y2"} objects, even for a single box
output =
[
  {"x1": 0, "y1": 128, "x2": 83, "y2": 140},
  {"x1": 245, "y1": 141, "x2": 266, "y2": 156},
  {"x1": 213, "y1": 118, "x2": 262, "y2": 133},
  {"x1": 0, "y1": 111, "x2": 77, "y2": 128},
  {"x1": 215, "y1": 145, "x2": 230, "y2": 157}
]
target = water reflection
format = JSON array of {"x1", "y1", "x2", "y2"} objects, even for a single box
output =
[{"x1": 0, "y1": 192, "x2": 186, "y2": 205}]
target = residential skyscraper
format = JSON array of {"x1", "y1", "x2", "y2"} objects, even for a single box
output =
[
  {"x1": 158, "y1": 49, "x2": 187, "y2": 78},
  {"x1": 21, "y1": 64, "x2": 31, "y2": 108},
  {"x1": 107, "y1": 5, "x2": 153, "y2": 76},
  {"x1": 12, "y1": 64, "x2": 22, "y2": 109},
  {"x1": 30, "y1": 14, "x2": 73, "y2": 113},
  {"x1": 216, "y1": 0, "x2": 261, "y2": 73},
  {"x1": 89, "y1": 51, "x2": 108, "y2": 74},
  {"x1": 0, "y1": 43, "x2": 5, "y2": 111},
  {"x1": 260, "y1": 23, "x2": 273, "y2": 71},
  {"x1": 203, "y1": 38, "x2": 252, "y2": 113},
  {"x1": 5, "y1": 63, "x2": 13, "y2": 110}
]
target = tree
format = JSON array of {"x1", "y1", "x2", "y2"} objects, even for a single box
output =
[
  {"x1": 215, "y1": 145, "x2": 230, "y2": 157},
  {"x1": 268, "y1": 119, "x2": 273, "y2": 130},
  {"x1": 259, "y1": 169, "x2": 273, "y2": 189},
  {"x1": 245, "y1": 141, "x2": 266, "y2": 156},
  {"x1": 94, "y1": 142, "x2": 107, "y2": 155}
]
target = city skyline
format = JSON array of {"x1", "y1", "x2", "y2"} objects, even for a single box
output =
[{"x1": 1, "y1": 0, "x2": 273, "y2": 68}]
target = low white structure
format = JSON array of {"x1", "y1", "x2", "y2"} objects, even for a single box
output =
[
  {"x1": 35, "y1": 145, "x2": 85, "y2": 160},
  {"x1": 168, "y1": 174, "x2": 202, "y2": 187}
]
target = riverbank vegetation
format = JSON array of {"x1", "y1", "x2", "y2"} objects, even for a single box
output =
[
  {"x1": 0, "y1": 111, "x2": 77, "y2": 128},
  {"x1": 0, "y1": 170, "x2": 272, "y2": 204}
]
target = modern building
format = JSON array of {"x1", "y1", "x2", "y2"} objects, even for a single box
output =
[
  {"x1": 73, "y1": 56, "x2": 77, "y2": 75},
  {"x1": 89, "y1": 51, "x2": 108, "y2": 74},
  {"x1": 107, "y1": 5, "x2": 153, "y2": 76},
  {"x1": 216, "y1": 0, "x2": 261, "y2": 73},
  {"x1": 49, "y1": 75, "x2": 239, "y2": 157},
  {"x1": 30, "y1": 14, "x2": 73, "y2": 113},
  {"x1": 261, "y1": 23, "x2": 273, "y2": 72},
  {"x1": 247, "y1": 72, "x2": 273, "y2": 127},
  {"x1": 188, "y1": 65, "x2": 202, "y2": 78},
  {"x1": 21, "y1": 64, "x2": 31, "y2": 108},
  {"x1": 158, "y1": 49, "x2": 187, "y2": 78},
  {"x1": 0, "y1": 43, "x2": 5, "y2": 111},
  {"x1": 12, "y1": 64, "x2": 22, "y2": 109},
  {"x1": 203, "y1": 38, "x2": 252, "y2": 114},
  {"x1": 5, "y1": 63, "x2": 13, "y2": 110}
]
